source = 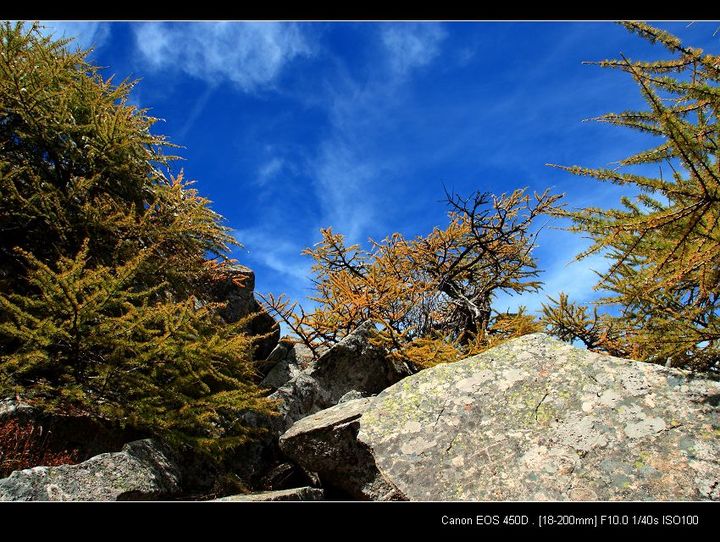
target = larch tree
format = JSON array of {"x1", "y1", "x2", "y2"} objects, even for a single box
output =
[
  {"x1": 263, "y1": 189, "x2": 560, "y2": 368},
  {"x1": 0, "y1": 22, "x2": 276, "y2": 451},
  {"x1": 542, "y1": 21, "x2": 720, "y2": 372}
]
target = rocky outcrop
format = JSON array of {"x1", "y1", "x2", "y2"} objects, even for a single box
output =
[
  {"x1": 269, "y1": 322, "x2": 412, "y2": 433},
  {"x1": 212, "y1": 486, "x2": 324, "y2": 501},
  {"x1": 235, "y1": 323, "x2": 411, "y2": 490},
  {"x1": 210, "y1": 264, "x2": 279, "y2": 360},
  {"x1": 279, "y1": 333, "x2": 720, "y2": 501},
  {"x1": 216, "y1": 336, "x2": 320, "y2": 489},
  {"x1": 0, "y1": 439, "x2": 181, "y2": 501},
  {"x1": 260, "y1": 340, "x2": 314, "y2": 390},
  {"x1": 310, "y1": 321, "x2": 411, "y2": 405}
]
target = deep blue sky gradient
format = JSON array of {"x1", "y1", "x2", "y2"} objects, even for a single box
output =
[{"x1": 40, "y1": 21, "x2": 720, "y2": 314}]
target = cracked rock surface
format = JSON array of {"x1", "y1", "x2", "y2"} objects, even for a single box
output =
[{"x1": 280, "y1": 333, "x2": 720, "y2": 501}]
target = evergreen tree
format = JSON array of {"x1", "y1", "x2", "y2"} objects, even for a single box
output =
[
  {"x1": 543, "y1": 21, "x2": 720, "y2": 371},
  {"x1": 0, "y1": 22, "x2": 275, "y2": 449}
]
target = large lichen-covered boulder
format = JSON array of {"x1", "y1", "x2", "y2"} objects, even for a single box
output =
[
  {"x1": 280, "y1": 333, "x2": 720, "y2": 501},
  {"x1": 0, "y1": 439, "x2": 181, "y2": 501}
]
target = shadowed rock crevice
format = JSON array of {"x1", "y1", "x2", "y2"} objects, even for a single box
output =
[{"x1": 279, "y1": 398, "x2": 406, "y2": 501}]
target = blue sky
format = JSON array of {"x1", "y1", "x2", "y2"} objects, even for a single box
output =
[{"x1": 40, "y1": 21, "x2": 720, "y2": 315}]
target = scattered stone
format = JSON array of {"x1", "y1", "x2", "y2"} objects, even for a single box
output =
[
  {"x1": 212, "y1": 486, "x2": 324, "y2": 501},
  {"x1": 338, "y1": 390, "x2": 367, "y2": 404}
]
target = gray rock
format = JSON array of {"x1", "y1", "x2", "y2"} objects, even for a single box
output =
[
  {"x1": 258, "y1": 342, "x2": 290, "y2": 377},
  {"x1": 269, "y1": 373, "x2": 323, "y2": 431},
  {"x1": 210, "y1": 264, "x2": 279, "y2": 360},
  {"x1": 0, "y1": 439, "x2": 181, "y2": 501},
  {"x1": 261, "y1": 358, "x2": 298, "y2": 390},
  {"x1": 211, "y1": 264, "x2": 256, "y2": 323},
  {"x1": 279, "y1": 399, "x2": 404, "y2": 501},
  {"x1": 0, "y1": 398, "x2": 34, "y2": 421},
  {"x1": 261, "y1": 343, "x2": 309, "y2": 390},
  {"x1": 289, "y1": 342, "x2": 322, "y2": 367},
  {"x1": 268, "y1": 322, "x2": 412, "y2": 433},
  {"x1": 212, "y1": 486, "x2": 325, "y2": 501},
  {"x1": 309, "y1": 321, "x2": 411, "y2": 406},
  {"x1": 279, "y1": 333, "x2": 720, "y2": 501},
  {"x1": 338, "y1": 390, "x2": 367, "y2": 404}
]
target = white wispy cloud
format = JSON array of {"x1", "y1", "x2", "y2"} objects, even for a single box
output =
[
  {"x1": 256, "y1": 157, "x2": 285, "y2": 187},
  {"x1": 233, "y1": 227, "x2": 311, "y2": 285},
  {"x1": 175, "y1": 85, "x2": 215, "y2": 142},
  {"x1": 307, "y1": 23, "x2": 447, "y2": 241},
  {"x1": 380, "y1": 23, "x2": 447, "y2": 80},
  {"x1": 133, "y1": 22, "x2": 312, "y2": 92},
  {"x1": 39, "y1": 21, "x2": 111, "y2": 52},
  {"x1": 312, "y1": 139, "x2": 381, "y2": 241}
]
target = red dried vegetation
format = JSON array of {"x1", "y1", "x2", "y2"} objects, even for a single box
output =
[{"x1": 0, "y1": 418, "x2": 82, "y2": 477}]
